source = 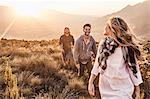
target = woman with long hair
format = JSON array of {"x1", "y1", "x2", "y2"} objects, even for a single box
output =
[{"x1": 88, "y1": 16, "x2": 143, "y2": 99}]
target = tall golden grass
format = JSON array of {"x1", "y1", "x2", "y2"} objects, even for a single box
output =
[
  {"x1": 0, "y1": 38, "x2": 149, "y2": 99},
  {"x1": 0, "y1": 39, "x2": 90, "y2": 99}
]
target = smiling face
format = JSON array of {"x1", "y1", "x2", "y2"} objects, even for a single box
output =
[
  {"x1": 103, "y1": 24, "x2": 114, "y2": 37},
  {"x1": 83, "y1": 26, "x2": 91, "y2": 36},
  {"x1": 64, "y1": 28, "x2": 70, "y2": 36},
  {"x1": 104, "y1": 17, "x2": 130, "y2": 39}
]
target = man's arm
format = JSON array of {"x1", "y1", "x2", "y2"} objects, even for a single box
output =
[
  {"x1": 92, "y1": 39, "x2": 97, "y2": 58},
  {"x1": 73, "y1": 39, "x2": 80, "y2": 64},
  {"x1": 72, "y1": 35, "x2": 75, "y2": 46},
  {"x1": 59, "y1": 36, "x2": 63, "y2": 45},
  {"x1": 59, "y1": 36, "x2": 64, "y2": 51}
]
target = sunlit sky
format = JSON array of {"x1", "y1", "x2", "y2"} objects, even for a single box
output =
[{"x1": 0, "y1": 0, "x2": 146, "y2": 16}]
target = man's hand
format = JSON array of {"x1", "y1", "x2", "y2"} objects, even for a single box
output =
[
  {"x1": 76, "y1": 63, "x2": 80, "y2": 69},
  {"x1": 59, "y1": 45, "x2": 64, "y2": 52},
  {"x1": 75, "y1": 63, "x2": 80, "y2": 77},
  {"x1": 61, "y1": 49, "x2": 64, "y2": 53}
]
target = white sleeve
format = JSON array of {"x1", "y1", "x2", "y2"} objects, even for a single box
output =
[
  {"x1": 128, "y1": 58, "x2": 143, "y2": 86},
  {"x1": 91, "y1": 39, "x2": 104, "y2": 76}
]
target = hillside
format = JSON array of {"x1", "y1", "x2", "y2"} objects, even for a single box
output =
[
  {"x1": 0, "y1": 6, "x2": 99, "y2": 40},
  {"x1": 0, "y1": 0, "x2": 149, "y2": 40},
  {"x1": 94, "y1": 0, "x2": 150, "y2": 40}
]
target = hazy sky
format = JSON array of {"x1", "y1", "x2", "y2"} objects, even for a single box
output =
[{"x1": 0, "y1": 0, "x2": 146, "y2": 16}]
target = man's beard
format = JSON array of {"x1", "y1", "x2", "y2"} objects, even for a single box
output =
[{"x1": 85, "y1": 32, "x2": 90, "y2": 36}]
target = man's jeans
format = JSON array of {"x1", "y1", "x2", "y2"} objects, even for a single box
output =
[{"x1": 78, "y1": 60, "x2": 93, "y2": 77}]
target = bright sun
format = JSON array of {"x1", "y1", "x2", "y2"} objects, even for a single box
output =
[
  {"x1": 15, "y1": 7, "x2": 40, "y2": 16},
  {"x1": 12, "y1": 3, "x2": 42, "y2": 17}
]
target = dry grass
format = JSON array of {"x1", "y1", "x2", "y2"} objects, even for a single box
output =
[
  {"x1": 0, "y1": 39, "x2": 84, "y2": 99},
  {"x1": 0, "y1": 38, "x2": 149, "y2": 99}
]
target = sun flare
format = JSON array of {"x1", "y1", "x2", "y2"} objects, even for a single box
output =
[{"x1": 12, "y1": 4, "x2": 42, "y2": 17}]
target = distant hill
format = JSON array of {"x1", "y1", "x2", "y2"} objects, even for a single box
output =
[
  {"x1": 94, "y1": 0, "x2": 150, "y2": 40},
  {"x1": 0, "y1": 6, "x2": 99, "y2": 40},
  {"x1": 0, "y1": 0, "x2": 149, "y2": 41}
]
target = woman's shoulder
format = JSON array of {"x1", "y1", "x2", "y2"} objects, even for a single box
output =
[{"x1": 99, "y1": 37, "x2": 107, "y2": 45}]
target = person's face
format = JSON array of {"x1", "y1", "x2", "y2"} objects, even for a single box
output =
[
  {"x1": 83, "y1": 26, "x2": 91, "y2": 36},
  {"x1": 64, "y1": 28, "x2": 70, "y2": 36},
  {"x1": 103, "y1": 24, "x2": 113, "y2": 37}
]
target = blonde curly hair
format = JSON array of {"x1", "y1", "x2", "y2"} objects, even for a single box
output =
[{"x1": 106, "y1": 16, "x2": 141, "y2": 56}]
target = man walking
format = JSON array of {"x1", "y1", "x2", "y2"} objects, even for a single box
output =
[
  {"x1": 74, "y1": 24, "x2": 97, "y2": 77},
  {"x1": 60, "y1": 27, "x2": 74, "y2": 66}
]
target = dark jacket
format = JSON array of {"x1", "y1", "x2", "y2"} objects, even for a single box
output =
[{"x1": 74, "y1": 35, "x2": 97, "y2": 64}]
